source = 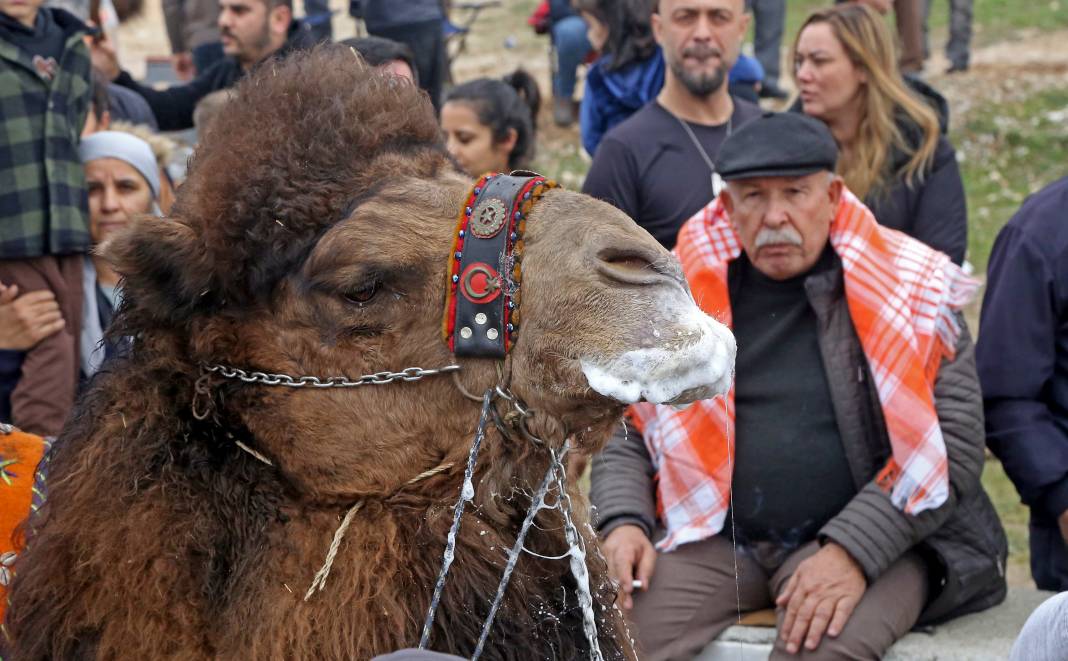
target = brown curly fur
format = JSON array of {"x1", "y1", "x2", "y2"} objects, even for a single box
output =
[{"x1": 3, "y1": 46, "x2": 690, "y2": 659}]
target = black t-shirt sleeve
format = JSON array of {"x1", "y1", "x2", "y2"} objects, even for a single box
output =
[
  {"x1": 581, "y1": 136, "x2": 640, "y2": 221},
  {"x1": 113, "y1": 66, "x2": 219, "y2": 132}
]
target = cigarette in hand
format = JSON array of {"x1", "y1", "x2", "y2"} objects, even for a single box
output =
[{"x1": 632, "y1": 580, "x2": 643, "y2": 590}]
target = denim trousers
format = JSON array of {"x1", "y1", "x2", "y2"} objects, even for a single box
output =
[{"x1": 552, "y1": 15, "x2": 591, "y2": 100}]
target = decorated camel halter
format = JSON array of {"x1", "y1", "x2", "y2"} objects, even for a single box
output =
[
  {"x1": 197, "y1": 172, "x2": 603, "y2": 658},
  {"x1": 421, "y1": 174, "x2": 610, "y2": 660},
  {"x1": 443, "y1": 172, "x2": 557, "y2": 358}
]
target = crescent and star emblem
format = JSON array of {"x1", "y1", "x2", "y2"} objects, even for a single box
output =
[{"x1": 460, "y1": 263, "x2": 503, "y2": 304}]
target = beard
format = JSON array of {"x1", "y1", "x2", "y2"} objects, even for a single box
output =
[
  {"x1": 222, "y1": 23, "x2": 272, "y2": 65},
  {"x1": 669, "y1": 44, "x2": 728, "y2": 98}
]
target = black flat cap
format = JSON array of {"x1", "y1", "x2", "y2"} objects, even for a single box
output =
[{"x1": 716, "y1": 112, "x2": 838, "y2": 181}]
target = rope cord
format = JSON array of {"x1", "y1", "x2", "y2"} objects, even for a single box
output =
[{"x1": 302, "y1": 460, "x2": 457, "y2": 601}]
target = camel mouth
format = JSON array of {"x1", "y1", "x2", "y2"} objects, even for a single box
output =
[{"x1": 578, "y1": 305, "x2": 736, "y2": 406}]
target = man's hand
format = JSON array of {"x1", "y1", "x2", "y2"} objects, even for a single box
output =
[
  {"x1": 89, "y1": 32, "x2": 121, "y2": 81},
  {"x1": 776, "y1": 542, "x2": 866, "y2": 655},
  {"x1": 172, "y1": 51, "x2": 195, "y2": 81},
  {"x1": 0, "y1": 285, "x2": 65, "y2": 351},
  {"x1": 602, "y1": 524, "x2": 656, "y2": 610},
  {"x1": 1059, "y1": 509, "x2": 1068, "y2": 546}
]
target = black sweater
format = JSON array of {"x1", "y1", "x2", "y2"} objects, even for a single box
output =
[{"x1": 114, "y1": 20, "x2": 315, "y2": 131}]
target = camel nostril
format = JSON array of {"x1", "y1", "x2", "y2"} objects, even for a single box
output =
[{"x1": 596, "y1": 247, "x2": 683, "y2": 287}]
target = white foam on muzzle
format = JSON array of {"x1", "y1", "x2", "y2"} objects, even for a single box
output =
[{"x1": 580, "y1": 302, "x2": 736, "y2": 405}]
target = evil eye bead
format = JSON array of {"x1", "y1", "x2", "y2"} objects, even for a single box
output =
[
  {"x1": 514, "y1": 211, "x2": 522, "y2": 220},
  {"x1": 465, "y1": 206, "x2": 472, "y2": 216},
  {"x1": 522, "y1": 191, "x2": 531, "y2": 200},
  {"x1": 452, "y1": 274, "x2": 459, "y2": 283},
  {"x1": 509, "y1": 232, "x2": 517, "y2": 241},
  {"x1": 454, "y1": 251, "x2": 462, "y2": 260},
  {"x1": 506, "y1": 323, "x2": 515, "y2": 332},
  {"x1": 458, "y1": 229, "x2": 465, "y2": 238},
  {"x1": 474, "y1": 187, "x2": 482, "y2": 195}
]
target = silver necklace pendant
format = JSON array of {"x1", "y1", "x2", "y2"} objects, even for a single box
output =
[{"x1": 712, "y1": 172, "x2": 726, "y2": 198}]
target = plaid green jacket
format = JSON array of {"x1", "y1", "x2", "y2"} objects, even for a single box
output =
[{"x1": 0, "y1": 10, "x2": 91, "y2": 258}]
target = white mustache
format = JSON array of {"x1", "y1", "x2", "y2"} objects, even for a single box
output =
[{"x1": 755, "y1": 227, "x2": 803, "y2": 248}]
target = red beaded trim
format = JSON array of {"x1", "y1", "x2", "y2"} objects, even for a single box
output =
[
  {"x1": 442, "y1": 173, "x2": 493, "y2": 348},
  {"x1": 442, "y1": 173, "x2": 558, "y2": 354},
  {"x1": 505, "y1": 177, "x2": 557, "y2": 351}
]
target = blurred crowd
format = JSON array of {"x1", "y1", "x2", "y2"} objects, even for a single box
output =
[{"x1": 2, "y1": 0, "x2": 1067, "y2": 657}]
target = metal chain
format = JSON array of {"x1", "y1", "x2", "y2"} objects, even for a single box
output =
[{"x1": 201, "y1": 363, "x2": 461, "y2": 388}]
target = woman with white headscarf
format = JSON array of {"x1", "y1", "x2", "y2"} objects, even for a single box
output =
[{"x1": 77, "y1": 130, "x2": 161, "y2": 380}]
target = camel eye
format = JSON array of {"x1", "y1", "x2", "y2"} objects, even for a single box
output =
[{"x1": 343, "y1": 281, "x2": 380, "y2": 306}]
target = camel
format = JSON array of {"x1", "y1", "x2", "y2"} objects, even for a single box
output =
[{"x1": 5, "y1": 47, "x2": 735, "y2": 660}]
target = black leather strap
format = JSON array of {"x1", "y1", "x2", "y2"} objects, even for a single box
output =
[{"x1": 451, "y1": 174, "x2": 535, "y2": 358}]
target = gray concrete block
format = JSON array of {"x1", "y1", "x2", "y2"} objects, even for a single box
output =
[{"x1": 696, "y1": 589, "x2": 1055, "y2": 661}]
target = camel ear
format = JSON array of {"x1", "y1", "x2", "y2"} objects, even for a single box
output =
[{"x1": 102, "y1": 216, "x2": 215, "y2": 325}]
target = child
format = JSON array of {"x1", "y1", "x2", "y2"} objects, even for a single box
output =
[
  {"x1": 441, "y1": 71, "x2": 541, "y2": 177},
  {"x1": 0, "y1": 0, "x2": 92, "y2": 435}
]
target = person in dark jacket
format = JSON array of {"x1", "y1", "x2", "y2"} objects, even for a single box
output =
[
  {"x1": 90, "y1": 0, "x2": 314, "y2": 131},
  {"x1": 794, "y1": 3, "x2": 967, "y2": 264},
  {"x1": 352, "y1": 0, "x2": 444, "y2": 110},
  {"x1": 574, "y1": 0, "x2": 660, "y2": 156},
  {"x1": 590, "y1": 112, "x2": 1006, "y2": 661},
  {"x1": 0, "y1": 0, "x2": 92, "y2": 437},
  {"x1": 341, "y1": 35, "x2": 418, "y2": 85},
  {"x1": 977, "y1": 177, "x2": 1068, "y2": 592},
  {"x1": 163, "y1": 0, "x2": 223, "y2": 79}
]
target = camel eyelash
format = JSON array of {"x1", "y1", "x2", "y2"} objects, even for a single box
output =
[{"x1": 343, "y1": 280, "x2": 382, "y2": 306}]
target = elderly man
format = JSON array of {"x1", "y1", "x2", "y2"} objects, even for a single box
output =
[{"x1": 590, "y1": 112, "x2": 1006, "y2": 660}]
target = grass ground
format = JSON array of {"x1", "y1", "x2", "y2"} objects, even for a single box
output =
[
  {"x1": 783, "y1": 0, "x2": 1068, "y2": 50},
  {"x1": 955, "y1": 86, "x2": 1068, "y2": 271}
]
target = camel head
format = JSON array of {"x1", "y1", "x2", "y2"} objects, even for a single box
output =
[
  {"x1": 100, "y1": 47, "x2": 734, "y2": 501},
  {"x1": 4, "y1": 46, "x2": 737, "y2": 660}
]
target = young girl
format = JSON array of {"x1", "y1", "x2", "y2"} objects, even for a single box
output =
[{"x1": 441, "y1": 70, "x2": 541, "y2": 177}]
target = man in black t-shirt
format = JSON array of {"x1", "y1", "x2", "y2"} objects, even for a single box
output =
[{"x1": 581, "y1": 0, "x2": 761, "y2": 250}]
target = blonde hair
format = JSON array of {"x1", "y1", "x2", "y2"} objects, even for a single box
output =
[{"x1": 792, "y1": 4, "x2": 940, "y2": 200}]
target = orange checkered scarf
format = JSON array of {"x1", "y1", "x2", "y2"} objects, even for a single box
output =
[{"x1": 629, "y1": 191, "x2": 979, "y2": 552}]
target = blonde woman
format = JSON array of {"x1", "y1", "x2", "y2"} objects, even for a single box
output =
[{"x1": 793, "y1": 3, "x2": 966, "y2": 264}]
